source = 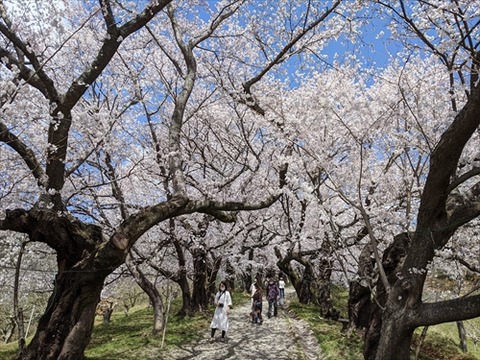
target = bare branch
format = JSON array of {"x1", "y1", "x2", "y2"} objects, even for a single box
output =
[
  {"x1": 0, "y1": 122, "x2": 46, "y2": 187},
  {"x1": 415, "y1": 294, "x2": 480, "y2": 327}
]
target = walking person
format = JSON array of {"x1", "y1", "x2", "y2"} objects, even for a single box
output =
[
  {"x1": 210, "y1": 281, "x2": 232, "y2": 341},
  {"x1": 266, "y1": 278, "x2": 279, "y2": 318},
  {"x1": 251, "y1": 282, "x2": 263, "y2": 324},
  {"x1": 278, "y1": 276, "x2": 286, "y2": 306}
]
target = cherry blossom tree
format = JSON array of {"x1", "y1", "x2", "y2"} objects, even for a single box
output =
[
  {"x1": 3, "y1": 2, "x2": 477, "y2": 360},
  {"x1": 362, "y1": 2, "x2": 480, "y2": 359},
  {"x1": 0, "y1": 0, "x2": 360, "y2": 358},
  {"x1": 0, "y1": 0, "x2": 277, "y2": 358},
  {"x1": 247, "y1": 5, "x2": 480, "y2": 354}
]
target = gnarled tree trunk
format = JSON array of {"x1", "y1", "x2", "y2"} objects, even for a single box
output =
[
  {"x1": 315, "y1": 238, "x2": 339, "y2": 320},
  {"x1": 298, "y1": 261, "x2": 315, "y2": 304},
  {"x1": 26, "y1": 272, "x2": 105, "y2": 360},
  {"x1": 364, "y1": 233, "x2": 411, "y2": 360},
  {"x1": 348, "y1": 244, "x2": 374, "y2": 330},
  {"x1": 9, "y1": 210, "x2": 113, "y2": 360},
  {"x1": 370, "y1": 74, "x2": 480, "y2": 359},
  {"x1": 191, "y1": 245, "x2": 209, "y2": 311}
]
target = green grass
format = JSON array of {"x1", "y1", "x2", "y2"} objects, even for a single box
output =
[
  {"x1": 412, "y1": 323, "x2": 480, "y2": 360},
  {"x1": 0, "y1": 305, "x2": 211, "y2": 360},
  {"x1": 84, "y1": 304, "x2": 211, "y2": 360},
  {"x1": 0, "y1": 341, "x2": 17, "y2": 360},
  {"x1": 85, "y1": 289, "x2": 250, "y2": 359},
  {"x1": 0, "y1": 290, "x2": 250, "y2": 360},
  {"x1": 288, "y1": 300, "x2": 363, "y2": 360}
]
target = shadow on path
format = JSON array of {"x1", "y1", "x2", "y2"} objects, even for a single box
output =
[{"x1": 161, "y1": 287, "x2": 325, "y2": 360}]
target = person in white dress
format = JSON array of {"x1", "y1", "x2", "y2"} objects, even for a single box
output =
[
  {"x1": 210, "y1": 281, "x2": 232, "y2": 341},
  {"x1": 278, "y1": 276, "x2": 286, "y2": 305}
]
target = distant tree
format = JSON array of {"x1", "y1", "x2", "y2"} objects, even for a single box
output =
[{"x1": 0, "y1": 233, "x2": 55, "y2": 346}]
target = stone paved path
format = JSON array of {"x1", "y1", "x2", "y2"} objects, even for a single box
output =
[{"x1": 160, "y1": 288, "x2": 325, "y2": 360}]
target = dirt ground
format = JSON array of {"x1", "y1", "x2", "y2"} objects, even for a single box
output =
[{"x1": 160, "y1": 287, "x2": 325, "y2": 360}]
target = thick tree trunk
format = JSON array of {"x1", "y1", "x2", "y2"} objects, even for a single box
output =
[
  {"x1": 298, "y1": 263, "x2": 314, "y2": 304},
  {"x1": 364, "y1": 233, "x2": 411, "y2": 360},
  {"x1": 348, "y1": 244, "x2": 375, "y2": 330},
  {"x1": 225, "y1": 259, "x2": 235, "y2": 291},
  {"x1": 5, "y1": 209, "x2": 118, "y2": 360},
  {"x1": 191, "y1": 246, "x2": 209, "y2": 311},
  {"x1": 275, "y1": 248, "x2": 302, "y2": 299},
  {"x1": 372, "y1": 76, "x2": 480, "y2": 359},
  {"x1": 316, "y1": 262, "x2": 338, "y2": 318},
  {"x1": 21, "y1": 269, "x2": 105, "y2": 360},
  {"x1": 176, "y1": 277, "x2": 193, "y2": 317},
  {"x1": 151, "y1": 296, "x2": 165, "y2": 336},
  {"x1": 241, "y1": 272, "x2": 252, "y2": 293},
  {"x1": 373, "y1": 311, "x2": 414, "y2": 360},
  {"x1": 317, "y1": 279, "x2": 339, "y2": 320},
  {"x1": 241, "y1": 248, "x2": 255, "y2": 292},
  {"x1": 274, "y1": 247, "x2": 316, "y2": 304},
  {"x1": 348, "y1": 281, "x2": 372, "y2": 329},
  {"x1": 168, "y1": 229, "x2": 193, "y2": 317},
  {"x1": 316, "y1": 239, "x2": 339, "y2": 320}
]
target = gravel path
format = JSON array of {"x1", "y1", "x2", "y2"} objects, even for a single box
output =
[{"x1": 161, "y1": 288, "x2": 325, "y2": 360}]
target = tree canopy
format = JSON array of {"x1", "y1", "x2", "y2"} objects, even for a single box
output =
[{"x1": 0, "y1": 1, "x2": 479, "y2": 359}]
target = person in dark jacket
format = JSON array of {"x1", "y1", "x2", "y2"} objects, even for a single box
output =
[
  {"x1": 251, "y1": 282, "x2": 263, "y2": 324},
  {"x1": 266, "y1": 278, "x2": 279, "y2": 318}
]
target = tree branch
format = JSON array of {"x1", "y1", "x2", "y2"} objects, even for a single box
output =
[
  {"x1": 62, "y1": 0, "x2": 172, "y2": 110},
  {"x1": 0, "y1": 122, "x2": 46, "y2": 187},
  {"x1": 414, "y1": 294, "x2": 480, "y2": 327},
  {"x1": 447, "y1": 167, "x2": 480, "y2": 192},
  {"x1": 243, "y1": 0, "x2": 342, "y2": 92}
]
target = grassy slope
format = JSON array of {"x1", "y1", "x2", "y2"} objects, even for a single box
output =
[
  {"x1": 287, "y1": 286, "x2": 480, "y2": 360},
  {"x1": 0, "y1": 302, "x2": 212, "y2": 360},
  {"x1": 85, "y1": 305, "x2": 210, "y2": 360}
]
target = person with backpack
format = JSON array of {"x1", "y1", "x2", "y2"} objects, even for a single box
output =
[{"x1": 266, "y1": 278, "x2": 279, "y2": 318}]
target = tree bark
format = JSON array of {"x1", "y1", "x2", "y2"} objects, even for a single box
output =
[
  {"x1": 372, "y1": 70, "x2": 480, "y2": 359},
  {"x1": 168, "y1": 226, "x2": 193, "y2": 317},
  {"x1": 274, "y1": 246, "x2": 317, "y2": 304},
  {"x1": 243, "y1": 248, "x2": 255, "y2": 292},
  {"x1": 23, "y1": 268, "x2": 105, "y2": 360},
  {"x1": 225, "y1": 259, "x2": 236, "y2": 291},
  {"x1": 176, "y1": 278, "x2": 192, "y2": 317},
  {"x1": 3, "y1": 209, "x2": 113, "y2": 360},
  {"x1": 364, "y1": 232, "x2": 411, "y2": 360},
  {"x1": 191, "y1": 245, "x2": 209, "y2": 311},
  {"x1": 348, "y1": 244, "x2": 374, "y2": 330},
  {"x1": 316, "y1": 238, "x2": 339, "y2": 320},
  {"x1": 457, "y1": 321, "x2": 467, "y2": 353},
  {"x1": 14, "y1": 241, "x2": 28, "y2": 356}
]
